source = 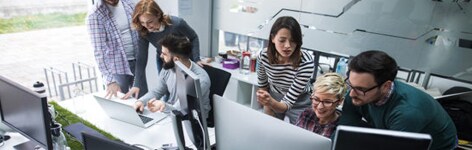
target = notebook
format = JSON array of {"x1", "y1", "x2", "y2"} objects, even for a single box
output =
[
  {"x1": 82, "y1": 131, "x2": 143, "y2": 150},
  {"x1": 93, "y1": 95, "x2": 167, "y2": 128},
  {"x1": 63, "y1": 122, "x2": 106, "y2": 143}
]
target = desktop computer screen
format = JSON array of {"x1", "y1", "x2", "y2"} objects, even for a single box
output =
[
  {"x1": 174, "y1": 61, "x2": 210, "y2": 150},
  {"x1": 332, "y1": 125, "x2": 432, "y2": 150},
  {"x1": 213, "y1": 95, "x2": 332, "y2": 150},
  {"x1": 0, "y1": 76, "x2": 52, "y2": 150}
]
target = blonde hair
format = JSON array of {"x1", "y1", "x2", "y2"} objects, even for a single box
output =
[
  {"x1": 313, "y1": 73, "x2": 347, "y2": 99},
  {"x1": 132, "y1": 0, "x2": 172, "y2": 37}
]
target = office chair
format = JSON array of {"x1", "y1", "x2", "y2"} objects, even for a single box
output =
[
  {"x1": 203, "y1": 65, "x2": 231, "y2": 128},
  {"x1": 443, "y1": 86, "x2": 471, "y2": 95}
]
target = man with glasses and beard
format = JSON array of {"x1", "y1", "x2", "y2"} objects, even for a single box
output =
[
  {"x1": 133, "y1": 33, "x2": 210, "y2": 119},
  {"x1": 339, "y1": 50, "x2": 457, "y2": 150}
]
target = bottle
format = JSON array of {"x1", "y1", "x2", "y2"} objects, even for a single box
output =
[
  {"x1": 240, "y1": 51, "x2": 251, "y2": 74},
  {"x1": 336, "y1": 58, "x2": 348, "y2": 77},
  {"x1": 51, "y1": 123, "x2": 69, "y2": 150},
  {"x1": 72, "y1": 86, "x2": 86, "y2": 114},
  {"x1": 48, "y1": 105, "x2": 56, "y2": 121},
  {"x1": 33, "y1": 81, "x2": 47, "y2": 98},
  {"x1": 250, "y1": 56, "x2": 257, "y2": 72}
]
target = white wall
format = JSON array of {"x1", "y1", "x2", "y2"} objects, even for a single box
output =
[{"x1": 213, "y1": 0, "x2": 472, "y2": 83}]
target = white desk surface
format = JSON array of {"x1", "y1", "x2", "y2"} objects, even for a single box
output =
[
  {"x1": 1, "y1": 132, "x2": 31, "y2": 150},
  {"x1": 57, "y1": 93, "x2": 215, "y2": 149},
  {"x1": 210, "y1": 61, "x2": 258, "y2": 86}
]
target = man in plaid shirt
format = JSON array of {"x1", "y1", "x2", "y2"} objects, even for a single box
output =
[{"x1": 86, "y1": 0, "x2": 147, "y2": 98}]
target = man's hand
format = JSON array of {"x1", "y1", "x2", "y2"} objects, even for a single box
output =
[
  {"x1": 105, "y1": 82, "x2": 121, "y2": 99},
  {"x1": 134, "y1": 101, "x2": 144, "y2": 114},
  {"x1": 123, "y1": 87, "x2": 140, "y2": 99},
  {"x1": 147, "y1": 99, "x2": 165, "y2": 112}
]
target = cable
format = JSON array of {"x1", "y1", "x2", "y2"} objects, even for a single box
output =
[
  {"x1": 192, "y1": 110, "x2": 206, "y2": 150},
  {"x1": 56, "y1": 112, "x2": 71, "y2": 125}
]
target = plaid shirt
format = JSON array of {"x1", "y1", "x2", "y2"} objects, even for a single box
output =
[
  {"x1": 86, "y1": 0, "x2": 138, "y2": 84},
  {"x1": 296, "y1": 108, "x2": 341, "y2": 138}
]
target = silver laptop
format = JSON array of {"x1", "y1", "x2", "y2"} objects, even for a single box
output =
[{"x1": 93, "y1": 95, "x2": 167, "y2": 128}]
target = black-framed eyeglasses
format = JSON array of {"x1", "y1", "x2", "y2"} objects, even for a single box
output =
[
  {"x1": 310, "y1": 95, "x2": 339, "y2": 107},
  {"x1": 344, "y1": 78, "x2": 381, "y2": 96}
]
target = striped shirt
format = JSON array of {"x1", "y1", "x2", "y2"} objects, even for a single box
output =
[
  {"x1": 86, "y1": 0, "x2": 139, "y2": 85},
  {"x1": 257, "y1": 49, "x2": 314, "y2": 109}
]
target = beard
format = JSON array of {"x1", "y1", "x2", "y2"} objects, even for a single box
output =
[
  {"x1": 104, "y1": 0, "x2": 119, "y2": 6},
  {"x1": 351, "y1": 96, "x2": 365, "y2": 106},
  {"x1": 162, "y1": 59, "x2": 175, "y2": 70}
]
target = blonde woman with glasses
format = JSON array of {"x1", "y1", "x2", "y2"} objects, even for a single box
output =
[{"x1": 295, "y1": 73, "x2": 347, "y2": 138}]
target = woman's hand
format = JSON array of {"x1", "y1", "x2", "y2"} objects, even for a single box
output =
[
  {"x1": 197, "y1": 59, "x2": 210, "y2": 67},
  {"x1": 257, "y1": 89, "x2": 273, "y2": 107},
  {"x1": 123, "y1": 87, "x2": 140, "y2": 99},
  {"x1": 256, "y1": 89, "x2": 288, "y2": 113}
]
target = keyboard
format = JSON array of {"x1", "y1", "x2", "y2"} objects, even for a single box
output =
[{"x1": 138, "y1": 115, "x2": 153, "y2": 124}]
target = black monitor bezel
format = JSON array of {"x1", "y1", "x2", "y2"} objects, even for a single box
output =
[
  {"x1": 0, "y1": 75, "x2": 53, "y2": 150},
  {"x1": 333, "y1": 125, "x2": 432, "y2": 150}
]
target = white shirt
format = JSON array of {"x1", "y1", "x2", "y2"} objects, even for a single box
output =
[{"x1": 107, "y1": 2, "x2": 135, "y2": 60}]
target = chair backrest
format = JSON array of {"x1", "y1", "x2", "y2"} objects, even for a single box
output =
[
  {"x1": 203, "y1": 65, "x2": 231, "y2": 127},
  {"x1": 443, "y1": 86, "x2": 472, "y2": 95}
]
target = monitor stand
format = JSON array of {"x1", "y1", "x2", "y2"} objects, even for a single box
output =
[
  {"x1": 171, "y1": 110, "x2": 193, "y2": 150},
  {"x1": 14, "y1": 140, "x2": 45, "y2": 150}
]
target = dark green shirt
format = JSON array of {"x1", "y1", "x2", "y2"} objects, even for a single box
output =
[{"x1": 339, "y1": 80, "x2": 457, "y2": 150}]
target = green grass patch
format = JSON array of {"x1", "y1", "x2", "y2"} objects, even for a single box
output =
[
  {"x1": 0, "y1": 12, "x2": 86, "y2": 34},
  {"x1": 49, "y1": 101, "x2": 120, "y2": 150}
]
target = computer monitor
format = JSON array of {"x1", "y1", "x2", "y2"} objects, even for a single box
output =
[
  {"x1": 82, "y1": 132, "x2": 143, "y2": 150},
  {"x1": 213, "y1": 95, "x2": 332, "y2": 150},
  {"x1": 332, "y1": 125, "x2": 432, "y2": 150},
  {"x1": 0, "y1": 75, "x2": 53, "y2": 150},
  {"x1": 173, "y1": 61, "x2": 210, "y2": 149}
]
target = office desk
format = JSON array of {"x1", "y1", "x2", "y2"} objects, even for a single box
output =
[
  {"x1": 1, "y1": 132, "x2": 30, "y2": 150},
  {"x1": 209, "y1": 62, "x2": 261, "y2": 110},
  {"x1": 58, "y1": 94, "x2": 215, "y2": 149}
]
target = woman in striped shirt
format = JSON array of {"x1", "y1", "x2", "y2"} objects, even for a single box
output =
[{"x1": 256, "y1": 16, "x2": 315, "y2": 124}]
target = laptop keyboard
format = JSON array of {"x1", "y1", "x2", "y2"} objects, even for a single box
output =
[{"x1": 138, "y1": 115, "x2": 153, "y2": 124}]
